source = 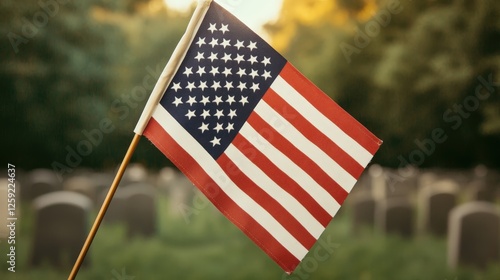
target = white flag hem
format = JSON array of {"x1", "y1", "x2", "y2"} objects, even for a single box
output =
[{"x1": 134, "y1": 0, "x2": 213, "y2": 135}]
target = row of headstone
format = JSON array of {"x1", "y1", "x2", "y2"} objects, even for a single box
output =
[
  {"x1": 350, "y1": 165, "x2": 420, "y2": 238},
  {"x1": 349, "y1": 192, "x2": 415, "y2": 238},
  {"x1": 367, "y1": 164, "x2": 420, "y2": 201},
  {"x1": 26, "y1": 163, "x2": 170, "y2": 269},
  {"x1": 351, "y1": 182, "x2": 498, "y2": 237},
  {"x1": 23, "y1": 168, "x2": 62, "y2": 201},
  {"x1": 350, "y1": 165, "x2": 500, "y2": 270},
  {"x1": 19, "y1": 166, "x2": 203, "y2": 226},
  {"x1": 21, "y1": 168, "x2": 96, "y2": 201},
  {"x1": 29, "y1": 183, "x2": 160, "y2": 268},
  {"x1": 19, "y1": 164, "x2": 150, "y2": 196},
  {"x1": 21, "y1": 163, "x2": 168, "y2": 195},
  {"x1": 350, "y1": 198, "x2": 500, "y2": 271},
  {"x1": 365, "y1": 165, "x2": 500, "y2": 202}
]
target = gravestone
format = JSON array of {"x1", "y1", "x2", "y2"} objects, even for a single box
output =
[
  {"x1": 156, "y1": 168, "x2": 198, "y2": 217},
  {"x1": 351, "y1": 171, "x2": 371, "y2": 194},
  {"x1": 157, "y1": 167, "x2": 177, "y2": 191},
  {"x1": 64, "y1": 176, "x2": 96, "y2": 201},
  {"x1": 418, "y1": 171, "x2": 438, "y2": 190},
  {"x1": 370, "y1": 165, "x2": 417, "y2": 201},
  {"x1": 472, "y1": 164, "x2": 495, "y2": 186},
  {"x1": 369, "y1": 164, "x2": 386, "y2": 200},
  {"x1": 376, "y1": 198, "x2": 415, "y2": 238},
  {"x1": 122, "y1": 163, "x2": 149, "y2": 185},
  {"x1": 444, "y1": 169, "x2": 470, "y2": 188},
  {"x1": 30, "y1": 191, "x2": 92, "y2": 268},
  {"x1": 426, "y1": 192, "x2": 457, "y2": 236},
  {"x1": 385, "y1": 167, "x2": 419, "y2": 198},
  {"x1": 468, "y1": 180, "x2": 496, "y2": 203},
  {"x1": 91, "y1": 172, "x2": 114, "y2": 206},
  {"x1": 349, "y1": 192, "x2": 376, "y2": 233},
  {"x1": 468, "y1": 165, "x2": 500, "y2": 202},
  {"x1": 448, "y1": 202, "x2": 500, "y2": 269},
  {"x1": 171, "y1": 175, "x2": 197, "y2": 217},
  {"x1": 419, "y1": 180, "x2": 458, "y2": 236},
  {"x1": 156, "y1": 167, "x2": 179, "y2": 196},
  {"x1": 122, "y1": 183, "x2": 157, "y2": 237},
  {"x1": 101, "y1": 189, "x2": 128, "y2": 224},
  {"x1": 25, "y1": 169, "x2": 61, "y2": 200}
]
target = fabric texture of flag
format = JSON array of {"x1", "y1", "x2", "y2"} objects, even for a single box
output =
[{"x1": 140, "y1": 1, "x2": 382, "y2": 273}]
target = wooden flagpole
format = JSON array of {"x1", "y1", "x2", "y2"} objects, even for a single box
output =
[
  {"x1": 68, "y1": 1, "x2": 212, "y2": 279},
  {"x1": 68, "y1": 133, "x2": 141, "y2": 280}
]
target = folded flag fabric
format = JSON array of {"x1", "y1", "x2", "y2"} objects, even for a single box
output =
[{"x1": 138, "y1": 0, "x2": 382, "y2": 273}]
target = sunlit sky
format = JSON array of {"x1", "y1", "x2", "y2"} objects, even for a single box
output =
[{"x1": 164, "y1": 0, "x2": 284, "y2": 36}]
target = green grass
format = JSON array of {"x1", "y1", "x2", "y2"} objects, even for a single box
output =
[{"x1": 1, "y1": 196, "x2": 499, "y2": 279}]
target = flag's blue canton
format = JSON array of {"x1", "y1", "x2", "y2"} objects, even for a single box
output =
[{"x1": 160, "y1": 3, "x2": 287, "y2": 159}]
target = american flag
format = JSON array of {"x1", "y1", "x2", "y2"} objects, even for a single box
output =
[{"x1": 140, "y1": 1, "x2": 382, "y2": 273}]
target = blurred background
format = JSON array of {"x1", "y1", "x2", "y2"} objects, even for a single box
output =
[{"x1": 1, "y1": 0, "x2": 500, "y2": 279}]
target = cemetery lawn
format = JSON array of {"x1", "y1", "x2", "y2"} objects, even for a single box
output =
[{"x1": 1, "y1": 196, "x2": 500, "y2": 280}]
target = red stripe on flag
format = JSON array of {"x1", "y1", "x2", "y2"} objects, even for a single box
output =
[
  {"x1": 280, "y1": 63, "x2": 381, "y2": 155},
  {"x1": 230, "y1": 132, "x2": 332, "y2": 227},
  {"x1": 246, "y1": 112, "x2": 349, "y2": 205},
  {"x1": 263, "y1": 89, "x2": 365, "y2": 179},
  {"x1": 217, "y1": 151, "x2": 317, "y2": 249},
  {"x1": 143, "y1": 117, "x2": 300, "y2": 272}
]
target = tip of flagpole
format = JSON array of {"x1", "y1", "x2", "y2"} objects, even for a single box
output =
[{"x1": 199, "y1": 0, "x2": 213, "y2": 6}]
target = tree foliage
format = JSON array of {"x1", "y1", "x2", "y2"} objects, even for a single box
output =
[
  {"x1": 268, "y1": 0, "x2": 377, "y2": 51},
  {"x1": 0, "y1": 0, "x2": 189, "y2": 171},
  {"x1": 269, "y1": 0, "x2": 500, "y2": 168}
]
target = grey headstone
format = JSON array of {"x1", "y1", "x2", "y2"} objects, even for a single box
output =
[
  {"x1": 448, "y1": 202, "x2": 500, "y2": 269},
  {"x1": 91, "y1": 172, "x2": 114, "y2": 206},
  {"x1": 156, "y1": 168, "x2": 197, "y2": 218},
  {"x1": 351, "y1": 171, "x2": 371, "y2": 194},
  {"x1": 376, "y1": 198, "x2": 415, "y2": 238},
  {"x1": 349, "y1": 192, "x2": 376, "y2": 233},
  {"x1": 101, "y1": 189, "x2": 128, "y2": 224},
  {"x1": 25, "y1": 169, "x2": 61, "y2": 200},
  {"x1": 370, "y1": 165, "x2": 417, "y2": 201},
  {"x1": 156, "y1": 167, "x2": 178, "y2": 189},
  {"x1": 472, "y1": 164, "x2": 499, "y2": 186},
  {"x1": 30, "y1": 191, "x2": 92, "y2": 268},
  {"x1": 369, "y1": 164, "x2": 386, "y2": 201},
  {"x1": 385, "y1": 167, "x2": 419, "y2": 198},
  {"x1": 418, "y1": 171, "x2": 439, "y2": 190},
  {"x1": 122, "y1": 163, "x2": 149, "y2": 185},
  {"x1": 122, "y1": 183, "x2": 157, "y2": 237},
  {"x1": 418, "y1": 180, "x2": 458, "y2": 236},
  {"x1": 64, "y1": 176, "x2": 96, "y2": 201},
  {"x1": 468, "y1": 180, "x2": 497, "y2": 203}
]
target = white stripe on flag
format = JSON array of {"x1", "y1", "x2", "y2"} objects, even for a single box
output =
[
  {"x1": 253, "y1": 99, "x2": 357, "y2": 192},
  {"x1": 271, "y1": 75, "x2": 373, "y2": 168},
  {"x1": 239, "y1": 121, "x2": 340, "y2": 218},
  {"x1": 151, "y1": 105, "x2": 309, "y2": 260},
  {"x1": 225, "y1": 142, "x2": 325, "y2": 238}
]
